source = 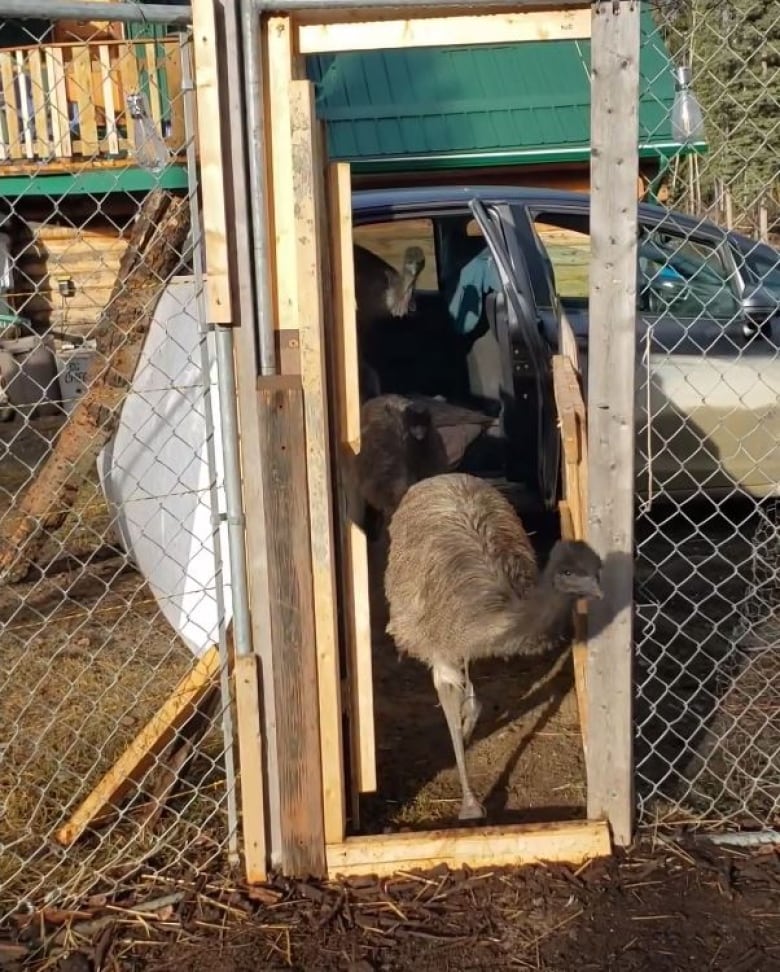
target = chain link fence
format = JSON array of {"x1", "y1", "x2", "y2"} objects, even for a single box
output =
[
  {"x1": 634, "y1": 1, "x2": 779, "y2": 831},
  {"x1": 0, "y1": 12, "x2": 238, "y2": 923}
]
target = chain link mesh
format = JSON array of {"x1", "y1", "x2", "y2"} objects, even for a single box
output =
[
  {"x1": 635, "y1": 1, "x2": 779, "y2": 831},
  {"x1": 0, "y1": 16, "x2": 237, "y2": 923}
]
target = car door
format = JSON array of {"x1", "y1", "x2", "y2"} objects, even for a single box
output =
[
  {"x1": 469, "y1": 199, "x2": 560, "y2": 509},
  {"x1": 527, "y1": 204, "x2": 780, "y2": 501},
  {"x1": 634, "y1": 221, "x2": 780, "y2": 500}
]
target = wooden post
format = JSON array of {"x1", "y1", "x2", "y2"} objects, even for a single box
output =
[
  {"x1": 191, "y1": 0, "x2": 232, "y2": 323},
  {"x1": 259, "y1": 376, "x2": 326, "y2": 878},
  {"x1": 586, "y1": 0, "x2": 639, "y2": 846},
  {"x1": 758, "y1": 201, "x2": 769, "y2": 243},
  {"x1": 215, "y1": 0, "x2": 282, "y2": 873},
  {"x1": 264, "y1": 18, "x2": 346, "y2": 845},
  {"x1": 326, "y1": 162, "x2": 376, "y2": 807}
]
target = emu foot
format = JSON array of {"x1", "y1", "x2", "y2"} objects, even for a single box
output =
[
  {"x1": 461, "y1": 694, "x2": 482, "y2": 745},
  {"x1": 458, "y1": 792, "x2": 486, "y2": 822}
]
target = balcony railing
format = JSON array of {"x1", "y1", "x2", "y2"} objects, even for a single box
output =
[{"x1": 0, "y1": 39, "x2": 186, "y2": 169}]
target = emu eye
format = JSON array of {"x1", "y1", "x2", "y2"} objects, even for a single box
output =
[{"x1": 563, "y1": 569, "x2": 573, "y2": 577}]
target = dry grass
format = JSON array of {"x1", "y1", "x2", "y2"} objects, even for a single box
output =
[
  {"x1": 0, "y1": 417, "x2": 229, "y2": 919},
  {"x1": 684, "y1": 611, "x2": 780, "y2": 827}
]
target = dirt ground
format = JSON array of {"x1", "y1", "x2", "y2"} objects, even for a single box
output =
[{"x1": 3, "y1": 839, "x2": 778, "y2": 971}]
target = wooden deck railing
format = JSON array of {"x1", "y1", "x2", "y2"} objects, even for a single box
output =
[{"x1": 0, "y1": 39, "x2": 186, "y2": 168}]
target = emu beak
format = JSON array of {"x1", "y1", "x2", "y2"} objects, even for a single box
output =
[{"x1": 582, "y1": 577, "x2": 604, "y2": 599}]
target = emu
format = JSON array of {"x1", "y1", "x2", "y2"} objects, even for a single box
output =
[
  {"x1": 354, "y1": 244, "x2": 426, "y2": 324},
  {"x1": 345, "y1": 394, "x2": 448, "y2": 542},
  {"x1": 384, "y1": 472, "x2": 603, "y2": 821}
]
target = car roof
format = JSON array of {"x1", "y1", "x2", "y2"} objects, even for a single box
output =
[{"x1": 352, "y1": 185, "x2": 730, "y2": 241}]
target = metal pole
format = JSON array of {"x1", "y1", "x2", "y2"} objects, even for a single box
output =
[
  {"x1": 222, "y1": 0, "x2": 282, "y2": 869},
  {"x1": 241, "y1": 0, "x2": 276, "y2": 376},
  {"x1": 0, "y1": 1, "x2": 191, "y2": 24}
]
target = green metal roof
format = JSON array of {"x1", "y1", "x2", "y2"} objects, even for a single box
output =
[{"x1": 307, "y1": 8, "x2": 700, "y2": 174}]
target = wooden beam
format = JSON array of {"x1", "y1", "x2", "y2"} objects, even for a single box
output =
[
  {"x1": 191, "y1": 0, "x2": 231, "y2": 323},
  {"x1": 289, "y1": 81, "x2": 346, "y2": 844},
  {"x1": 327, "y1": 162, "x2": 376, "y2": 799},
  {"x1": 554, "y1": 353, "x2": 590, "y2": 765},
  {"x1": 586, "y1": 0, "x2": 640, "y2": 847},
  {"x1": 234, "y1": 653, "x2": 267, "y2": 882},
  {"x1": 297, "y1": 8, "x2": 591, "y2": 54},
  {"x1": 55, "y1": 645, "x2": 220, "y2": 846},
  {"x1": 215, "y1": 0, "x2": 282, "y2": 870},
  {"x1": 264, "y1": 15, "x2": 300, "y2": 345},
  {"x1": 258, "y1": 376, "x2": 327, "y2": 878},
  {"x1": 327, "y1": 819, "x2": 611, "y2": 879}
]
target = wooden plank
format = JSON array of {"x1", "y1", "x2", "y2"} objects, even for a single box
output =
[
  {"x1": 165, "y1": 35, "x2": 186, "y2": 154},
  {"x1": 144, "y1": 41, "x2": 163, "y2": 129},
  {"x1": 28, "y1": 48, "x2": 49, "y2": 159},
  {"x1": 289, "y1": 81, "x2": 346, "y2": 844},
  {"x1": 191, "y1": 0, "x2": 232, "y2": 323},
  {"x1": 328, "y1": 163, "x2": 361, "y2": 450},
  {"x1": 71, "y1": 45, "x2": 98, "y2": 156},
  {"x1": 586, "y1": 0, "x2": 640, "y2": 847},
  {"x1": 327, "y1": 162, "x2": 376, "y2": 800},
  {"x1": 55, "y1": 645, "x2": 220, "y2": 846},
  {"x1": 298, "y1": 8, "x2": 591, "y2": 54},
  {"x1": 0, "y1": 52, "x2": 22, "y2": 159},
  {"x1": 117, "y1": 42, "x2": 139, "y2": 153},
  {"x1": 15, "y1": 52, "x2": 34, "y2": 159},
  {"x1": 327, "y1": 819, "x2": 611, "y2": 879},
  {"x1": 258, "y1": 376, "x2": 326, "y2": 878},
  {"x1": 211, "y1": 0, "x2": 281, "y2": 871},
  {"x1": 47, "y1": 46, "x2": 72, "y2": 159},
  {"x1": 554, "y1": 355, "x2": 587, "y2": 536},
  {"x1": 234, "y1": 653, "x2": 267, "y2": 882},
  {"x1": 98, "y1": 44, "x2": 119, "y2": 155},
  {"x1": 555, "y1": 353, "x2": 590, "y2": 764},
  {"x1": 264, "y1": 15, "x2": 300, "y2": 342},
  {"x1": 559, "y1": 499, "x2": 589, "y2": 756}
]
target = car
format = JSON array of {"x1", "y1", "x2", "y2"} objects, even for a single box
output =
[{"x1": 351, "y1": 186, "x2": 780, "y2": 511}]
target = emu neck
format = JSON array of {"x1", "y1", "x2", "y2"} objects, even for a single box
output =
[
  {"x1": 482, "y1": 564, "x2": 577, "y2": 661},
  {"x1": 529, "y1": 575, "x2": 573, "y2": 638}
]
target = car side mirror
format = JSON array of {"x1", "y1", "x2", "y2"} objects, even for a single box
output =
[
  {"x1": 740, "y1": 283, "x2": 778, "y2": 340},
  {"x1": 741, "y1": 283, "x2": 778, "y2": 323}
]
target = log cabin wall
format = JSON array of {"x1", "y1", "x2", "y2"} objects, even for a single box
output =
[{"x1": 7, "y1": 198, "x2": 142, "y2": 337}]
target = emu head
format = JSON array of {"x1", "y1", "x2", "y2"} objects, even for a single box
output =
[
  {"x1": 545, "y1": 540, "x2": 603, "y2": 600},
  {"x1": 401, "y1": 400, "x2": 433, "y2": 442},
  {"x1": 389, "y1": 245, "x2": 426, "y2": 317}
]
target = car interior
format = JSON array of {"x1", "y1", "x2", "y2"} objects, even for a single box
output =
[{"x1": 353, "y1": 212, "x2": 540, "y2": 494}]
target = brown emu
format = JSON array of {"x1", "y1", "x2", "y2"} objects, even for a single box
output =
[
  {"x1": 353, "y1": 244, "x2": 426, "y2": 325},
  {"x1": 384, "y1": 472, "x2": 603, "y2": 821},
  {"x1": 344, "y1": 394, "x2": 448, "y2": 542}
]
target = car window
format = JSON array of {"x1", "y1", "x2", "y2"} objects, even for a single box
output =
[
  {"x1": 637, "y1": 228, "x2": 741, "y2": 319},
  {"x1": 352, "y1": 218, "x2": 439, "y2": 292},
  {"x1": 532, "y1": 210, "x2": 741, "y2": 320},
  {"x1": 533, "y1": 218, "x2": 590, "y2": 300},
  {"x1": 741, "y1": 242, "x2": 780, "y2": 296}
]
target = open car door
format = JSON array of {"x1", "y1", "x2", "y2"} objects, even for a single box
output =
[{"x1": 469, "y1": 199, "x2": 560, "y2": 510}]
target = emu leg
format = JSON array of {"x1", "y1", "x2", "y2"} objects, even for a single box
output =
[
  {"x1": 461, "y1": 664, "x2": 482, "y2": 745},
  {"x1": 432, "y1": 662, "x2": 485, "y2": 821}
]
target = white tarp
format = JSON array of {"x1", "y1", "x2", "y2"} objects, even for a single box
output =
[{"x1": 96, "y1": 278, "x2": 231, "y2": 658}]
